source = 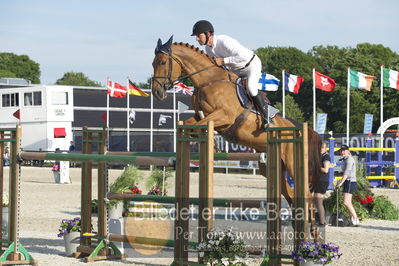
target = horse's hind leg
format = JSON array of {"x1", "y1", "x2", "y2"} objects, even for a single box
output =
[
  {"x1": 259, "y1": 161, "x2": 294, "y2": 206},
  {"x1": 281, "y1": 164, "x2": 294, "y2": 206}
]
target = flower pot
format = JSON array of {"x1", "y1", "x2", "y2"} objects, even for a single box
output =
[
  {"x1": 2, "y1": 207, "x2": 8, "y2": 236},
  {"x1": 63, "y1": 231, "x2": 80, "y2": 256},
  {"x1": 53, "y1": 171, "x2": 60, "y2": 183},
  {"x1": 109, "y1": 202, "x2": 123, "y2": 219}
]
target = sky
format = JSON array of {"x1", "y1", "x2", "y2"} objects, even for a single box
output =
[{"x1": 1, "y1": 0, "x2": 398, "y2": 86}]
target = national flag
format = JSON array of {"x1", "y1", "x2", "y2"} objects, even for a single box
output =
[
  {"x1": 382, "y1": 67, "x2": 399, "y2": 90},
  {"x1": 258, "y1": 73, "x2": 280, "y2": 91},
  {"x1": 174, "y1": 82, "x2": 193, "y2": 96},
  {"x1": 128, "y1": 79, "x2": 149, "y2": 97},
  {"x1": 13, "y1": 109, "x2": 20, "y2": 120},
  {"x1": 349, "y1": 69, "x2": 375, "y2": 91},
  {"x1": 107, "y1": 80, "x2": 127, "y2": 98},
  {"x1": 284, "y1": 73, "x2": 304, "y2": 94},
  {"x1": 314, "y1": 71, "x2": 336, "y2": 92}
]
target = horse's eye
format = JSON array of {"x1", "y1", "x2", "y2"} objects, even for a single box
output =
[{"x1": 160, "y1": 61, "x2": 167, "y2": 66}]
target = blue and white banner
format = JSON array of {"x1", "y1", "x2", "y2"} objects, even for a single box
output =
[
  {"x1": 258, "y1": 73, "x2": 280, "y2": 91},
  {"x1": 363, "y1": 113, "x2": 373, "y2": 134},
  {"x1": 316, "y1": 113, "x2": 328, "y2": 134}
]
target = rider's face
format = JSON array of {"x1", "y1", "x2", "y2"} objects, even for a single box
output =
[{"x1": 196, "y1": 33, "x2": 207, "y2": 45}]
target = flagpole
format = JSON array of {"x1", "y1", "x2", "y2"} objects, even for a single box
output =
[
  {"x1": 173, "y1": 86, "x2": 176, "y2": 153},
  {"x1": 150, "y1": 90, "x2": 154, "y2": 153},
  {"x1": 126, "y1": 78, "x2": 130, "y2": 152},
  {"x1": 282, "y1": 69, "x2": 286, "y2": 118},
  {"x1": 347, "y1": 67, "x2": 350, "y2": 145},
  {"x1": 312, "y1": 68, "x2": 316, "y2": 129},
  {"x1": 177, "y1": 105, "x2": 180, "y2": 123},
  {"x1": 106, "y1": 77, "x2": 110, "y2": 149},
  {"x1": 380, "y1": 65, "x2": 384, "y2": 148}
]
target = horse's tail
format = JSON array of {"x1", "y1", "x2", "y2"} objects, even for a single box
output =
[{"x1": 307, "y1": 127, "x2": 322, "y2": 183}]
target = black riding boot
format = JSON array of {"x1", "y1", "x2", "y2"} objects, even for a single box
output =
[{"x1": 252, "y1": 93, "x2": 270, "y2": 122}]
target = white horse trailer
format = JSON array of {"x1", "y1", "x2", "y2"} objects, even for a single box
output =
[{"x1": 0, "y1": 85, "x2": 74, "y2": 151}]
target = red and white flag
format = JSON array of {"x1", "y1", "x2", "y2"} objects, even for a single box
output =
[
  {"x1": 174, "y1": 82, "x2": 193, "y2": 96},
  {"x1": 314, "y1": 71, "x2": 336, "y2": 92},
  {"x1": 107, "y1": 80, "x2": 127, "y2": 98}
]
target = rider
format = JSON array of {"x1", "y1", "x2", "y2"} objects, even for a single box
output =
[{"x1": 191, "y1": 20, "x2": 270, "y2": 122}]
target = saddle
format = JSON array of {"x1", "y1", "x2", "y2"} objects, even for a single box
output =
[{"x1": 235, "y1": 77, "x2": 279, "y2": 119}]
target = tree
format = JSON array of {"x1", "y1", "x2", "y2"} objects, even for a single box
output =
[
  {"x1": 255, "y1": 46, "x2": 321, "y2": 121},
  {"x1": 56, "y1": 72, "x2": 101, "y2": 86},
  {"x1": 0, "y1": 69, "x2": 17, "y2": 78},
  {"x1": 275, "y1": 95, "x2": 306, "y2": 123},
  {"x1": 0, "y1": 52, "x2": 41, "y2": 83},
  {"x1": 256, "y1": 43, "x2": 399, "y2": 133},
  {"x1": 309, "y1": 43, "x2": 399, "y2": 133}
]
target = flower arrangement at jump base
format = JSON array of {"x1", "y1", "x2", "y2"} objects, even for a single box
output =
[
  {"x1": 57, "y1": 217, "x2": 81, "y2": 238},
  {"x1": 197, "y1": 228, "x2": 248, "y2": 265},
  {"x1": 128, "y1": 185, "x2": 142, "y2": 195},
  {"x1": 292, "y1": 241, "x2": 342, "y2": 265},
  {"x1": 52, "y1": 164, "x2": 60, "y2": 172},
  {"x1": 147, "y1": 186, "x2": 162, "y2": 195}
]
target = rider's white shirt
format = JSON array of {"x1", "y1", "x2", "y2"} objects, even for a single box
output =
[{"x1": 205, "y1": 34, "x2": 254, "y2": 71}]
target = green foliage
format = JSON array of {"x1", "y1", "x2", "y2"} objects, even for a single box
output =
[
  {"x1": 370, "y1": 195, "x2": 399, "y2": 220},
  {"x1": 254, "y1": 43, "x2": 399, "y2": 132},
  {"x1": 110, "y1": 166, "x2": 142, "y2": 193},
  {"x1": 55, "y1": 71, "x2": 101, "y2": 86},
  {"x1": 108, "y1": 166, "x2": 142, "y2": 208},
  {"x1": 274, "y1": 95, "x2": 306, "y2": 123},
  {"x1": 0, "y1": 69, "x2": 17, "y2": 78},
  {"x1": 255, "y1": 46, "x2": 320, "y2": 120},
  {"x1": 324, "y1": 163, "x2": 399, "y2": 221},
  {"x1": 145, "y1": 167, "x2": 173, "y2": 194},
  {"x1": 0, "y1": 52, "x2": 41, "y2": 83},
  {"x1": 91, "y1": 199, "x2": 98, "y2": 213}
]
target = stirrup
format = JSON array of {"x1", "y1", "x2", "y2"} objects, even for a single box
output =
[{"x1": 263, "y1": 114, "x2": 274, "y2": 128}]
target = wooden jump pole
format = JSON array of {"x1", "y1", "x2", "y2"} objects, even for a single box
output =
[
  {"x1": 263, "y1": 123, "x2": 309, "y2": 266},
  {"x1": 74, "y1": 127, "x2": 125, "y2": 262},
  {"x1": 0, "y1": 126, "x2": 35, "y2": 265},
  {"x1": 173, "y1": 121, "x2": 214, "y2": 265}
]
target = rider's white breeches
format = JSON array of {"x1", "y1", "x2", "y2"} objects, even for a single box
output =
[{"x1": 234, "y1": 55, "x2": 262, "y2": 97}]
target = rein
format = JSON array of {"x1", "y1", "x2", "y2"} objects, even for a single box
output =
[{"x1": 152, "y1": 51, "x2": 228, "y2": 90}]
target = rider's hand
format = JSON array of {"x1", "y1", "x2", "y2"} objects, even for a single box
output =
[{"x1": 215, "y1": 57, "x2": 224, "y2": 66}]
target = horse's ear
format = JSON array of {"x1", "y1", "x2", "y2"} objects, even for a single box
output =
[
  {"x1": 165, "y1": 35, "x2": 173, "y2": 48},
  {"x1": 160, "y1": 35, "x2": 173, "y2": 54},
  {"x1": 155, "y1": 38, "x2": 162, "y2": 54}
]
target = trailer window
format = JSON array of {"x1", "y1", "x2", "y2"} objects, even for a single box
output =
[
  {"x1": 1, "y1": 93, "x2": 19, "y2": 107},
  {"x1": 52, "y1": 91, "x2": 68, "y2": 105},
  {"x1": 24, "y1": 91, "x2": 42, "y2": 106}
]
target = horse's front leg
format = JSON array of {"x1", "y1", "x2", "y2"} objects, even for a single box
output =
[
  {"x1": 184, "y1": 116, "x2": 199, "y2": 125},
  {"x1": 189, "y1": 109, "x2": 232, "y2": 128}
]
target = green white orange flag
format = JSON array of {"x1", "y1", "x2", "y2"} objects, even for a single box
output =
[
  {"x1": 349, "y1": 69, "x2": 375, "y2": 91},
  {"x1": 382, "y1": 67, "x2": 399, "y2": 90}
]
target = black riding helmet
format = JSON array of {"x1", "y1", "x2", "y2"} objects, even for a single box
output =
[{"x1": 191, "y1": 20, "x2": 214, "y2": 36}]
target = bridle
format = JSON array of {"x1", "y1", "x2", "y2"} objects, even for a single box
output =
[{"x1": 152, "y1": 50, "x2": 217, "y2": 91}]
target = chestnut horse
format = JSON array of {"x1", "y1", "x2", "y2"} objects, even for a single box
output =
[{"x1": 151, "y1": 36, "x2": 321, "y2": 204}]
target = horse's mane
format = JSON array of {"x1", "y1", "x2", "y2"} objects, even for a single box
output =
[{"x1": 172, "y1": 42, "x2": 216, "y2": 65}]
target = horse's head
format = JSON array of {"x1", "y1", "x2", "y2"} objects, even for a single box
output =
[{"x1": 151, "y1": 36, "x2": 182, "y2": 101}]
